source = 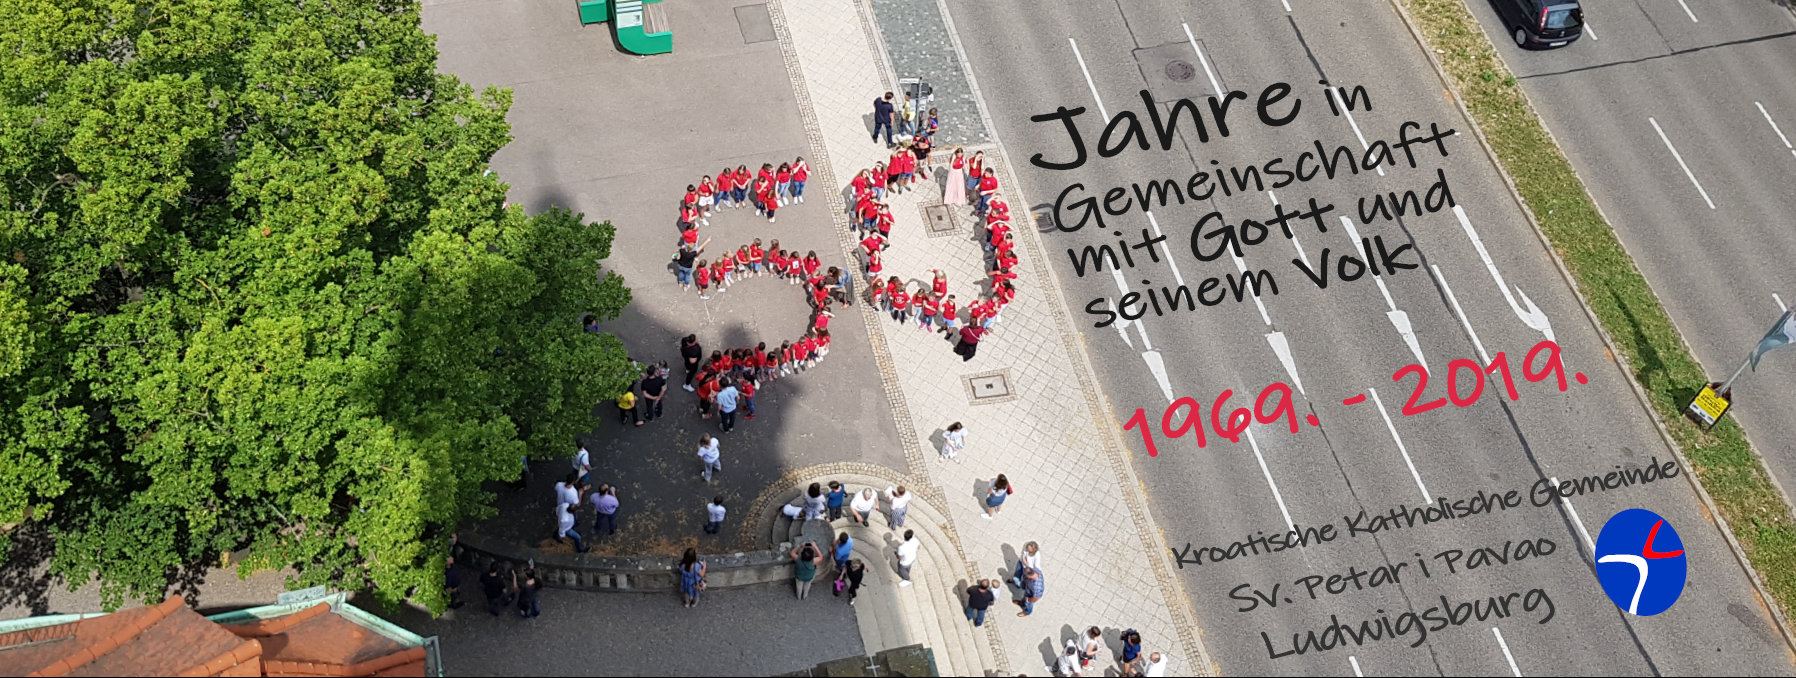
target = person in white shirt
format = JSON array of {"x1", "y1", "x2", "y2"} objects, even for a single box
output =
[
  {"x1": 894, "y1": 529, "x2": 920, "y2": 587},
  {"x1": 572, "y1": 446, "x2": 591, "y2": 484},
  {"x1": 1012, "y1": 540, "x2": 1042, "y2": 589},
  {"x1": 939, "y1": 422, "x2": 967, "y2": 462},
  {"x1": 554, "y1": 474, "x2": 580, "y2": 509},
  {"x1": 1054, "y1": 642, "x2": 1081, "y2": 676},
  {"x1": 849, "y1": 488, "x2": 878, "y2": 527},
  {"x1": 885, "y1": 485, "x2": 911, "y2": 528},
  {"x1": 1142, "y1": 652, "x2": 1167, "y2": 677},
  {"x1": 781, "y1": 502, "x2": 805, "y2": 520},
  {"x1": 556, "y1": 501, "x2": 588, "y2": 553},
  {"x1": 704, "y1": 496, "x2": 727, "y2": 534},
  {"x1": 696, "y1": 434, "x2": 722, "y2": 483}
]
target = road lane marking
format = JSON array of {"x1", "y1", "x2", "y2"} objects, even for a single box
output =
[
  {"x1": 1328, "y1": 88, "x2": 1386, "y2": 176},
  {"x1": 1453, "y1": 205, "x2": 1556, "y2": 343},
  {"x1": 1493, "y1": 627, "x2": 1523, "y2": 676},
  {"x1": 1266, "y1": 331, "x2": 1307, "y2": 395},
  {"x1": 1231, "y1": 251, "x2": 1275, "y2": 326},
  {"x1": 1246, "y1": 427, "x2": 1298, "y2": 533},
  {"x1": 1146, "y1": 212, "x2": 1186, "y2": 286},
  {"x1": 1068, "y1": 38, "x2": 1109, "y2": 120},
  {"x1": 1269, "y1": 191, "x2": 1315, "y2": 284},
  {"x1": 1755, "y1": 102, "x2": 1796, "y2": 161},
  {"x1": 1107, "y1": 298, "x2": 1134, "y2": 348},
  {"x1": 1350, "y1": 656, "x2": 1364, "y2": 677},
  {"x1": 1585, "y1": 23, "x2": 1597, "y2": 40},
  {"x1": 1342, "y1": 216, "x2": 1428, "y2": 370},
  {"x1": 1143, "y1": 350, "x2": 1175, "y2": 403},
  {"x1": 1431, "y1": 264, "x2": 1492, "y2": 364},
  {"x1": 1676, "y1": 0, "x2": 1699, "y2": 23},
  {"x1": 1181, "y1": 24, "x2": 1224, "y2": 101},
  {"x1": 1368, "y1": 387, "x2": 1433, "y2": 504},
  {"x1": 1548, "y1": 476, "x2": 1598, "y2": 554},
  {"x1": 1777, "y1": 293, "x2": 1788, "y2": 313},
  {"x1": 1281, "y1": 0, "x2": 1292, "y2": 12},
  {"x1": 1649, "y1": 117, "x2": 1716, "y2": 209}
]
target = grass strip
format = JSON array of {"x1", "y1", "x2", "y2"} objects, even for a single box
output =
[{"x1": 1394, "y1": 0, "x2": 1796, "y2": 622}]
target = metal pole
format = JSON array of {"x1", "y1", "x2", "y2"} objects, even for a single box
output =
[{"x1": 1719, "y1": 355, "x2": 1753, "y2": 394}]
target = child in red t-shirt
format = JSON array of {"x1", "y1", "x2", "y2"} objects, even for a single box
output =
[
  {"x1": 940, "y1": 294, "x2": 960, "y2": 334},
  {"x1": 748, "y1": 240, "x2": 765, "y2": 277},
  {"x1": 889, "y1": 284, "x2": 912, "y2": 324},
  {"x1": 815, "y1": 329, "x2": 832, "y2": 360},
  {"x1": 810, "y1": 283, "x2": 830, "y2": 311},
  {"x1": 917, "y1": 291, "x2": 939, "y2": 330},
  {"x1": 784, "y1": 254, "x2": 804, "y2": 283},
  {"x1": 930, "y1": 269, "x2": 948, "y2": 298},
  {"x1": 776, "y1": 340, "x2": 795, "y2": 377},
  {"x1": 869, "y1": 276, "x2": 888, "y2": 310},
  {"x1": 698, "y1": 176, "x2": 716, "y2": 217},
  {"x1": 715, "y1": 169, "x2": 735, "y2": 209},
  {"x1": 865, "y1": 247, "x2": 884, "y2": 280},
  {"x1": 776, "y1": 163, "x2": 793, "y2": 207},
  {"x1": 738, "y1": 377, "x2": 757, "y2": 419},
  {"x1": 813, "y1": 309, "x2": 834, "y2": 332},
  {"x1": 694, "y1": 259, "x2": 712, "y2": 300},
  {"x1": 716, "y1": 249, "x2": 736, "y2": 289}
]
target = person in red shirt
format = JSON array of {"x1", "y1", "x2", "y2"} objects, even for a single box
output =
[
  {"x1": 712, "y1": 261, "x2": 730, "y2": 294},
  {"x1": 679, "y1": 203, "x2": 699, "y2": 232},
  {"x1": 860, "y1": 233, "x2": 885, "y2": 258},
  {"x1": 803, "y1": 251, "x2": 822, "y2": 278},
  {"x1": 715, "y1": 168, "x2": 735, "y2": 209},
  {"x1": 717, "y1": 249, "x2": 736, "y2": 289},
  {"x1": 732, "y1": 165, "x2": 751, "y2": 207},
  {"x1": 748, "y1": 239, "x2": 766, "y2": 277},
  {"x1": 738, "y1": 376, "x2": 757, "y2": 420},
  {"x1": 990, "y1": 268, "x2": 1018, "y2": 286},
  {"x1": 930, "y1": 269, "x2": 948, "y2": 298},
  {"x1": 770, "y1": 249, "x2": 791, "y2": 281},
  {"x1": 971, "y1": 299, "x2": 992, "y2": 328},
  {"x1": 916, "y1": 291, "x2": 939, "y2": 330},
  {"x1": 680, "y1": 225, "x2": 702, "y2": 250},
  {"x1": 876, "y1": 204, "x2": 895, "y2": 239},
  {"x1": 986, "y1": 219, "x2": 1011, "y2": 252},
  {"x1": 797, "y1": 333, "x2": 818, "y2": 369},
  {"x1": 975, "y1": 169, "x2": 1000, "y2": 215},
  {"x1": 869, "y1": 276, "x2": 887, "y2": 310},
  {"x1": 856, "y1": 194, "x2": 879, "y2": 234},
  {"x1": 939, "y1": 294, "x2": 960, "y2": 335},
  {"x1": 698, "y1": 175, "x2": 717, "y2": 217},
  {"x1": 851, "y1": 169, "x2": 874, "y2": 204},
  {"x1": 758, "y1": 163, "x2": 775, "y2": 188},
  {"x1": 752, "y1": 342, "x2": 769, "y2": 380},
  {"x1": 810, "y1": 282, "x2": 830, "y2": 311},
  {"x1": 815, "y1": 329, "x2": 832, "y2": 360},
  {"x1": 777, "y1": 340, "x2": 795, "y2": 376},
  {"x1": 776, "y1": 163, "x2": 793, "y2": 207},
  {"x1": 784, "y1": 254, "x2": 804, "y2": 283},
  {"x1": 684, "y1": 185, "x2": 708, "y2": 227},
  {"x1": 694, "y1": 259, "x2": 713, "y2": 300},
  {"x1": 889, "y1": 283, "x2": 912, "y2": 324},
  {"x1": 886, "y1": 150, "x2": 905, "y2": 193},
  {"x1": 865, "y1": 246, "x2": 884, "y2": 280},
  {"x1": 966, "y1": 151, "x2": 985, "y2": 195},
  {"x1": 791, "y1": 156, "x2": 810, "y2": 204},
  {"x1": 696, "y1": 373, "x2": 718, "y2": 418},
  {"x1": 954, "y1": 323, "x2": 984, "y2": 362},
  {"x1": 813, "y1": 309, "x2": 834, "y2": 333}
]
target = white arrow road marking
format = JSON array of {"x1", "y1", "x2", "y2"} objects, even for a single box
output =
[
  {"x1": 1368, "y1": 387, "x2": 1433, "y2": 504},
  {"x1": 1431, "y1": 264, "x2": 1491, "y2": 364},
  {"x1": 1231, "y1": 251, "x2": 1274, "y2": 326},
  {"x1": 1266, "y1": 331, "x2": 1306, "y2": 395},
  {"x1": 1142, "y1": 350, "x2": 1175, "y2": 403},
  {"x1": 1453, "y1": 205, "x2": 1555, "y2": 343},
  {"x1": 1597, "y1": 553, "x2": 1649, "y2": 615},
  {"x1": 1106, "y1": 298, "x2": 1133, "y2": 348},
  {"x1": 1342, "y1": 216, "x2": 1428, "y2": 371}
]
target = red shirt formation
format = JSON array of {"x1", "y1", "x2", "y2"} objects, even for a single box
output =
[{"x1": 678, "y1": 157, "x2": 811, "y2": 252}]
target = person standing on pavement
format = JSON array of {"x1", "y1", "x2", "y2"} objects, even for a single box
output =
[
  {"x1": 849, "y1": 488, "x2": 878, "y2": 527},
  {"x1": 554, "y1": 473, "x2": 581, "y2": 511},
  {"x1": 1012, "y1": 541, "x2": 1042, "y2": 588},
  {"x1": 1077, "y1": 627, "x2": 1103, "y2": 671},
  {"x1": 885, "y1": 485, "x2": 911, "y2": 528},
  {"x1": 1055, "y1": 641, "x2": 1082, "y2": 677},
  {"x1": 681, "y1": 335, "x2": 703, "y2": 391},
  {"x1": 616, "y1": 386, "x2": 638, "y2": 426},
  {"x1": 1120, "y1": 629, "x2": 1144, "y2": 676},
  {"x1": 825, "y1": 481, "x2": 848, "y2": 521},
  {"x1": 556, "y1": 500, "x2": 588, "y2": 553},
  {"x1": 791, "y1": 541, "x2": 824, "y2": 599},
  {"x1": 1142, "y1": 652, "x2": 1167, "y2": 677},
  {"x1": 1015, "y1": 566, "x2": 1043, "y2": 616},
  {"x1": 872, "y1": 92, "x2": 896, "y2": 147},
  {"x1": 940, "y1": 422, "x2": 967, "y2": 462},
  {"x1": 697, "y1": 434, "x2": 722, "y2": 483},
  {"x1": 640, "y1": 366, "x2": 666, "y2": 423},
  {"x1": 944, "y1": 148, "x2": 968, "y2": 205},
  {"x1": 838, "y1": 559, "x2": 866, "y2": 605},
  {"x1": 715, "y1": 377, "x2": 740, "y2": 433},
  {"x1": 965, "y1": 579, "x2": 995, "y2": 627},
  {"x1": 480, "y1": 562, "x2": 511, "y2": 617},
  {"x1": 572, "y1": 446, "x2": 591, "y2": 485},
  {"x1": 804, "y1": 482, "x2": 828, "y2": 521},
  {"x1": 953, "y1": 323, "x2": 985, "y2": 361},
  {"x1": 514, "y1": 567, "x2": 543, "y2": 618},
  {"x1": 591, "y1": 484, "x2": 619, "y2": 538},
  {"x1": 983, "y1": 474, "x2": 1012, "y2": 519},
  {"x1": 679, "y1": 548, "x2": 706, "y2": 608},
  {"x1": 704, "y1": 496, "x2": 726, "y2": 534},
  {"x1": 444, "y1": 555, "x2": 464, "y2": 610},
  {"x1": 895, "y1": 530, "x2": 920, "y2": 588},
  {"x1": 832, "y1": 532, "x2": 854, "y2": 573},
  {"x1": 898, "y1": 91, "x2": 916, "y2": 138}
]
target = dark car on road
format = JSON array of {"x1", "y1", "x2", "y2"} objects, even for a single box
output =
[{"x1": 1492, "y1": 0, "x2": 1583, "y2": 49}]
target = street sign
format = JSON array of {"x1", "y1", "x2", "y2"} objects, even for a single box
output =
[{"x1": 1685, "y1": 384, "x2": 1731, "y2": 429}]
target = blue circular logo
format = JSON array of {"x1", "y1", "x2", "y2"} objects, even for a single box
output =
[{"x1": 1594, "y1": 508, "x2": 1686, "y2": 616}]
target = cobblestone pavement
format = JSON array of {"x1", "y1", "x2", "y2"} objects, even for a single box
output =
[
  {"x1": 865, "y1": 0, "x2": 988, "y2": 147},
  {"x1": 769, "y1": 0, "x2": 1210, "y2": 673}
]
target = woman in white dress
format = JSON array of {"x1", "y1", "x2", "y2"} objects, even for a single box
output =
[
  {"x1": 940, "y1": 421, "x2": 968, "y2": 462},
  {"x1": 943, "y1": 148, "x2": 968, "y2": 206}
]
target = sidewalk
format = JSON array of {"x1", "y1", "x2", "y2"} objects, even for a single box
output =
[{"x1": 767, "y1": 0, "x2": 1211, "y2": 673}]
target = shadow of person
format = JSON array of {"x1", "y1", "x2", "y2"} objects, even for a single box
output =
[
  {"x1": 926, "y1": 428, "x2": 947, "y2": 460},
  {"x1": 1038, "y1": 636, "x2": 1061, "y2": 675},
  {"x1": 972, "y1": 477, "x2": 991, "y2": 506},
  {"x1": 879, "y1": 531, "x2": 902, "y2": 576},
  {"x1": 998, "y1": 542, "x2": 1021, "y2": 595}
]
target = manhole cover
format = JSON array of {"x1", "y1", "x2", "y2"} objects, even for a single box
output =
[
  {"x1": 922, "y1": 204, "x2": 960, "y2": 238},
  {"x1": 1165, "y1": 60, "x2": 1196, "y2": 82},
  {"x1": 963, "y1": 370, "x2": 1016, "y2": 404}
]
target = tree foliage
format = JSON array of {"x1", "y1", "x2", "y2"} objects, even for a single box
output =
[{"x1": 0, "y1": 0, "x2": 634, "y2": 611}]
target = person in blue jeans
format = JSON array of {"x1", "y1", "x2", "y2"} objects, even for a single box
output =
[
  {"x1": 513, "y1": 568, "x2": 542, "y2": 618},
  {"x1": 832, "y1": 532, "x2": 854, "y2": 572},
  {"x1": 825, "y1": 480, "x2": 848, "y2": 521},
  {"x1": 965, "y1": 579, "x2": 995, "y2": 626},
  {"x1": 1014, "y1": 566, "x2": 1043, "y2": 616},
  {"x1": 872, "y1": 93, "x2": 896, "y2": 146}
]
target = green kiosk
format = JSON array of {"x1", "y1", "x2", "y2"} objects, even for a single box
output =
[{"x1": 579, "y1": 0, "x2": 673, "y2": 55}]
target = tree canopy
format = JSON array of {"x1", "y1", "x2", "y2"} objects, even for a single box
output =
[{"x1": 0, "y1": 0, "x2": 634, "y2": 612}]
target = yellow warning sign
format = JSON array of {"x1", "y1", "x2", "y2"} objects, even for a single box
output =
[{"x1": 1687, "y1": 385, "x2": 1731, "y2": 428}]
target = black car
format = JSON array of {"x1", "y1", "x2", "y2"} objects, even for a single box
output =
[{"x1": 1491, "y1": 0, "x2": 1583, "y2": 49}]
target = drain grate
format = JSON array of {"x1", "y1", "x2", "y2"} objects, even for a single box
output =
[
  {"x1": 1165, "y1": 60, "x2": 1197, "y2": 82},
  {"x1": 1134, "y1": 41, "x2": 1217, "y2": 103},
  {"x1": 963, "y1": 370, "x2": 1015, "y2": 405},
  {"x1": 922, "y1": 203, "x2": 961, "y2": 238}
]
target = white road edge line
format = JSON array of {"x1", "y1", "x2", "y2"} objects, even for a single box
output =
[
  {"x1": 1493, "y1": 627, "x2": 1523, "y2": 676},
  {"x1": 1755, "y1": 102, "x2": 1796, "y2": 161},
  {"x1": 1777, "y1": 293, "x2": 1788, "y2": 313},
  {"x1": 1676, "y1": 0, "x2": 1699, "y2": 23},
  {"x1": 1245, "y1": 427, "x2": 1298, "y2": 533},
  {"x1": 1181, "y1": 24, "x2": 1224, "y2": 103},
  {"x1": 1069, "y1": 38, "x2": 1109, "y2": 120},
  {"x1": 1368, "y1": 387, "x2": 1433, "y2": 504},
  {"x1": 1547, "y1": 476, "x2": 1598, "y2": 554},
  {"x1": 1649, "y1": 117, "x2": 1716, "y2": 210},
  {"x1": 1431, "y1": 264, "x2": 1491, "y2": 364},
  {"x1": 1329, "y1": 88, "x2": 1386, "y2": 177},
  {"x1": 1349, "y1": 656, "x2": 1364, "y2": 677}
]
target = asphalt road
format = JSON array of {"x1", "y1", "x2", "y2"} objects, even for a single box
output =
[
  {"x1": 939, "y1": 0, "x2": 1796, "y2": 674},
  {"x1": 1463, "y1": 0, "x2": 1796, "y2": 516}
]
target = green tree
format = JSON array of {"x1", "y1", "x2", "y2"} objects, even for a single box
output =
[{"x1": 0, "y1": 0, "x2": 634, "y2": 612}]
